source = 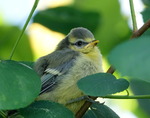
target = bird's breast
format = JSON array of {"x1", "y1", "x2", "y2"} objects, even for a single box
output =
[{"x1": 55, "y1": 50, "x2": 103, "y2": 99}]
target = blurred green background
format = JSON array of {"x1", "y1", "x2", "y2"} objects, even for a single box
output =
[{"x1": 0, "y1": 0, "x2": 150, "y2": 117}]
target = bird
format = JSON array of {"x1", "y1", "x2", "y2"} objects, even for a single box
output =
[{"x1": 34, "y1": 27, "x2": 103, "y2": 113}]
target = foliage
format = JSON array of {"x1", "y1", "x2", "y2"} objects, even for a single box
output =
[
  {"x1": 83, "y1": 103, "x2": 120, "y2": 118},
  {"x1": 18, "y1": 101, "x2": 74, "y2": 118},
  {"x1": 0, "y1": 0, "x2": 150, "y2": 117},
  {"x1": 0, "y1": 60, "x2": 41, "y2": 110},
  {"x1": 33, "y1": 6, "x2": 100, "y2": 35},
  {"x1": 108, "y1": 36, "x2": 150, "y2": 83},
  {"x1": 73, "y1": 0, "x2": 131, "y2": 55},
  {"x1": 0, "y1": 25, "x2": 33, "y2": 61},
  {"x1": 130, "y1": 79, "x2": 150, "y2": 116},
  {"x1": 77, "y1": 73, "x2": 129, "y2": 96},
  {"x1": 141, "y1": 0, "x2": 150, "y2": 35}
]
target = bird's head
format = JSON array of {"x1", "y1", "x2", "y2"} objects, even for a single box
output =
[{"x1": 56, "y1": 27, "x2": 99, "y2": 54}]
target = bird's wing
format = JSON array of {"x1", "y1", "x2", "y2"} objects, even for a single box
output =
[{"x1": 39, "y1": 49, "x2": 78, "y2": 94}]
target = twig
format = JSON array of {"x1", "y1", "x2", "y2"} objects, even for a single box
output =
[
  {"x1": 9, "y1": 0, "x2": 39, "y2": 60},
  {"x1": 106, "y1": 66, "x2": 115, "y2": 74},
  {"x1": 75, "y1": 19, "x2": 150, "y2": 118},
  {"x1": 131, "y1": 19, "x2": 150, "y2": 38}
]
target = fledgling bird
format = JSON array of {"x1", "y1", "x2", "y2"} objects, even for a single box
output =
[{"x1": 34, "y1": 27, "x2": 103, "y2": 113}]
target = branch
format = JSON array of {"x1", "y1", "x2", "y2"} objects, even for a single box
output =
[
  {"x1": 131, "y1": 19, "x2": 150, "y2": 38},
  {"x1": 75, "y1": 19, "x2": 150, "y2": 118},
  {"x1": 106, "y1": 66, "x2": 115, "y2": 74}
]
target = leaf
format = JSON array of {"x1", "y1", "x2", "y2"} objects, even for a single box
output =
[
  {"x1": 141, "y1": 8, "x2": 150, "y2": 22},
  {"x1": 86, "y1": 103, "x2": 120, "y2": 118},
  {"x1": 19, "y1": 61, "x2": 34, "y2": 69},
  {"x1": 130, "y1": 79, "x2": 150, "y2": 116},
  {"x1": 33, "y1": 6, "x2": 100, "y2": 34},
  {"x1": 0, "y1": 60, "x2": 41, "y2": 110},
  {"x1": 108, "y1": 36, "x2": 150, "y2": 83},
  {"x1": 19, "y1": 101, "x2": 74, "y2": 118},
  {"x1": 77, "y1": 73, "x2": 129, "y2": 96},
  {"x1": 142, "y1": 0, "x2": 150, "y2": 6},
  {"x1": 0, "y1": 25, "x2": 33, "y2": 61},
  {"x1": 82, "y1": 109, "x2": 97, "y2": 118},
  {"x1": 141, "y1": 8, "x2": 150, "y2": 35}
]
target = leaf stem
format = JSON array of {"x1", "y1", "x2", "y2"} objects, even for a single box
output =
[
  {"x1": 129, "y1": 0, "x2": 138, "y2": 31},
  {"x1": 9, "y1": 0, "x2": 39, "y2": 60},
  {"x1": 102, "y1": 95, "x2": 150, "y2": 99}
]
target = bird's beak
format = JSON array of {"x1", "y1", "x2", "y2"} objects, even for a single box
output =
[
  {"x1": 85, "y1": 40, "x2": 99, "y2": 48},
  {"x1": 90, "y1": 40, "x2": 99, "y2": 46}
]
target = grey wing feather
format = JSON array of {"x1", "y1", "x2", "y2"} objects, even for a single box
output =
[
  {"x1": 34, "y1": 57, "x2": 48, "y2": 76},
  {"x1": 39, "y1": 49, "x2": 78, "y2": 94},
  {"x1": 40, "y1": 74, "x2": 57, "y2": 94}
]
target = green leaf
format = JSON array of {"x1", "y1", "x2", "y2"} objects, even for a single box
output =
[
  {"x1": 77, "y1": 73, "x2": 129, "y2": 96},
  {"x1": 0, "y1": 25, "x2": 33, "y2": 61},
  {"x1": 142, "y1": 0, "x2": 150, "y2": 6},
  {"x1": 130, "y1": 79, "x2": 150, "y2": 116},
  {"x1": 85, "y1": 103, "x2": 120, "y2": 118},
  {"x1": 82, "y1": 109, "x2": 97, "y2": 118},
  {"x1": 108, "y1": 36, "x2": 150, "y2": 83},
  {"x1": 141, "y1": 8, "x2": 150, "y2": 35},
  {"x1": 19, "y1": 101, "x2": 74, "y2": 118},
  {"x1": 33, "y1": 6, "x2": 100, "y2": 34},
  {"x1": 141, "y1": 8, "x2": 150, "y2": 22},
  {"x1": 0, "y1": 60, "x2": 41, "y2": 110},
  {"x1": 19, "y1": 61, "x2": 34, "y2": 69}
]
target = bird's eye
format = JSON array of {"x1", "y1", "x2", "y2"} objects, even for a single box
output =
[{"x1": 75, "y1": 41, "x2": 83, "y2": 46}]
